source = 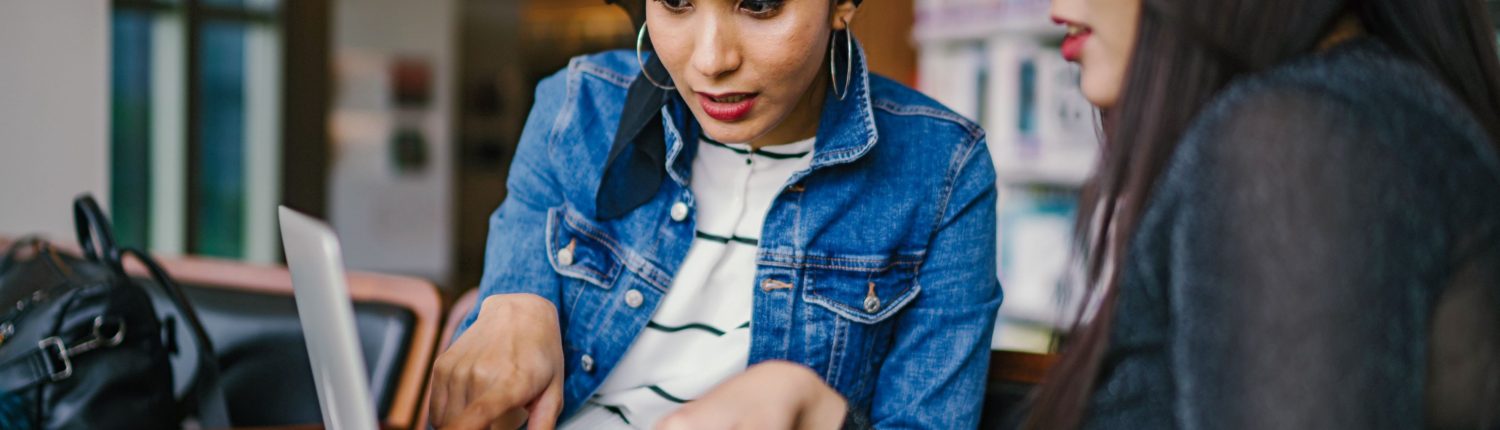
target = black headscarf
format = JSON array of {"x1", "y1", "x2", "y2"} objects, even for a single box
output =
[{"x1": 596, "y1": 0, "x2": 860, "y2": 219}]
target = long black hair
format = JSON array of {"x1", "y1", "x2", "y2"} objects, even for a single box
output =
[{"x1": 1026, "y1": 0, "x2": 1500, "y2": 427}]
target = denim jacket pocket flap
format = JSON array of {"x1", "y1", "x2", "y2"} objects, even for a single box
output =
[
  {"x1": 546, "y1": 207, "x2": 624, "y2": 289},
  {"x1": 803, "y1": 261, "x2": 922, "y2": 325}
]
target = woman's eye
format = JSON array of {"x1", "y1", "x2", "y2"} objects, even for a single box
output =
[
  {"x1": 654, "y1": 0, "x2": 691, "y2": 13},
  {"x1": 738, "y1": 0, "x2": 783, "y2": 17}
]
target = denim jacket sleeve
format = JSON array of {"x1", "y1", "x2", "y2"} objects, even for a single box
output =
[
  {"x1": 868, "y1": 135, "x2": 1002, "y2": 428},
  {"x1": 452, "y1": 69, "x2": 570, "y2": 338}
]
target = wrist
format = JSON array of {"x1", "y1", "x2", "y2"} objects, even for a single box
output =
[
  {"x1": 478, "y1": 294, "x2": 562, "y2": 349},
  {"x1": 481, "y1": 293, "x2": 557, "y2": 319},
  {"x1": 481, "y1": 292, "x2": 552, "y2": 308}
]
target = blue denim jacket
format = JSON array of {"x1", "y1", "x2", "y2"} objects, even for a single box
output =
[{"x1": 456, "y1": 42, "x2": 1002, "y2": 429}]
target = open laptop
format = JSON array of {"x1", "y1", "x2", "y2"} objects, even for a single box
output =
[{"x1": 279, "y1": 206, "x2": 381, "y2": 430}]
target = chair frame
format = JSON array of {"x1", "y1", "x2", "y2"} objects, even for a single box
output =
[{"x1": 142, "y1": 256, "x2": 441, "y2": 429}]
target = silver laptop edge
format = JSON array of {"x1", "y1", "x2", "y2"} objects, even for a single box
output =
[{"x1": 279, "y1": 206, "x2": 380, "y2": 430}]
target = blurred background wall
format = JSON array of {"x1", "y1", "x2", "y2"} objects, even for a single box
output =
[
  {"x1": 328, "y1": 0, "x2": 458, "y2": 282},
  {"x1": 0, "y1": 1, "x2": 110, "y2": 240}
]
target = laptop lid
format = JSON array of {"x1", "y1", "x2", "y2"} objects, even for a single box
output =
[{"x1": 279, "y1": 206, "x2": 380, "y2": 430}]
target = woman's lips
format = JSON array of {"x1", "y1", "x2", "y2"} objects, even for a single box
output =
[
  {"x1": 1061, "y1": 31, "x2": 1090, "y2": 62},
  {"x1": 697, "y1": 92, "x2": 758, "y2": 122},
  {"x1": 1053, "y1": 17, "x2": 1092, "y2": 63}
]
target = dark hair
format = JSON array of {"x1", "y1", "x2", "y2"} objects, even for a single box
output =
[{"x1": 1025, "y1": 0, "x2": 1500, "y2": 427}]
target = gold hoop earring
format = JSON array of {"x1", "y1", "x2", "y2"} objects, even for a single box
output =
[
  {"x1": 636, "y1": 23, "x2": 676, "y2": 90},
  {"x1": 829, "y1": 18, "x2": 853, "y2": 100}
]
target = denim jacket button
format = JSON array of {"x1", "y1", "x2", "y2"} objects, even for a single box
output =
[
  {"x1": 581, "y1": 354, "x2": 595, "y2": 372},
  {"x1": 863, "y1": 295, "x2": 882, "y2": 313},
  {"x1": 624, "y1": 289, "x2": 644, "y2": 308},
  {"x1": 555, "y1": 239, "x2": 570, "y2": 266},
  {"x1": 670, "y1": 201, "x2": 689, "y2": 222}
]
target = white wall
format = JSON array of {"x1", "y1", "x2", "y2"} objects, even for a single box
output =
[
  {"x1": 329, "y1": 0, "x2": 456, "y2": 282},
  {"x1": 0, "y1": 1, "x2": 110, "y2": 241}
]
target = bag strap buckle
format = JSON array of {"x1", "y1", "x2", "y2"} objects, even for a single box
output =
[
  {"x1": 35, "y1": 317, "x2": 126, "y2": 383},
  {"x1": 66, "y1": 316, "x2": 127, "y2": 357},
  {"x1": 37, "y1": 337, "x2": 72, "y2": 382}
]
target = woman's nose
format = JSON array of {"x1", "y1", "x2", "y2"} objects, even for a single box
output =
[{"x1": 691, "y1": 18, "x2": 742, "y2": 79}]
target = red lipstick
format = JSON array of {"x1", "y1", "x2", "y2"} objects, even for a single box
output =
[
  {"x1": 697, "y1": 92, "x2": 758, "y2": 122},
  {"x1": 1061, "y1": 32, "x2": 1089, "y2": 62},
  {"x1": 1053, "y1": 16, "x2": 1091, "y2": 63}
]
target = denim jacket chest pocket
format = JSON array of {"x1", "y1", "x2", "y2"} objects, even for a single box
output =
[
  {"x1": 545, "y1": 205, "x2": 675, "y2": 341},
  {"x1": 798, "y1": 257, "x2": 923, "y2": 402},
  {"x1": 545, "y1": 207, "x2": 629, "y2": 322},
  {"x1": 547, "y1": 207, "x2": 624, "y2": 283}
]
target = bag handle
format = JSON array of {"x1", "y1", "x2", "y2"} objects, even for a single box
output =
[
  {"x1": 66, "y1": 194, "x2": 228, "y2": 426},
  {"x1": 71, "y1": 195, "x2": 122, "y2": 275},
  {"x1": 117, "y1": 248, "x2": 213, "y2": 353},
  {"x1": 118, "y1": 248, "x2": 231, "y2": 428}
]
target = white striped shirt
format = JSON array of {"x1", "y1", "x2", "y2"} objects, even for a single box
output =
[{"x1": 560, "y1": 137, "x2": 815, "y2": 429}]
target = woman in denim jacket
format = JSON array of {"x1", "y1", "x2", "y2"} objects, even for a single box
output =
[{"x1": 425, "y1": 0, "x2": 1002, "y2": 428}]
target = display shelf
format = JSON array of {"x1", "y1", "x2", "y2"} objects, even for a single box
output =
[
  {"x1": 913, "y1": 0, "x2": 1057, "y2": 42},
  {"x1": 913, "y1": 11, "x2": 1064, "y2": 42},
  {"x1": 992, "y1": 318, "x2": 1056, "y2": 352},
  {"x1": 993, "y1": 152, "x2": 1095, "y2": 187},
  {"x1": 915, "y1": 0, "x2": 1098, "y2": 349}
]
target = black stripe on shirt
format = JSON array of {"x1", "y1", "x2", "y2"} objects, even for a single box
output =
[
  {"x1": 695, "y1": 230, "x2": 759, "y2": 246},
  {"x1": 647, "y1": 320, "x2": 727, "y2": 336},
  {"x1": 648, "y1": 385, "x2": 690, "y2": 404},
  {"x1": 600, "y1": 404, "x2": 631, "y2": 425},
  {"x1": 703, "y1": 138, "x2": 750, "y2": 154},
  {"x1": 751, "y1": 150, "x2": 810, "y2": 160},
  {"x1": 703, "y1": 138, "x2": 810, "y2": 160},
  {"x1": 645, "y1": 320, "x2": 750, "y2": 336}
]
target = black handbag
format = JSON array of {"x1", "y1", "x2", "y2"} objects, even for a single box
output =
[{"x1": 0, "y1": 195, "x2": 229, "y2": 429}]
